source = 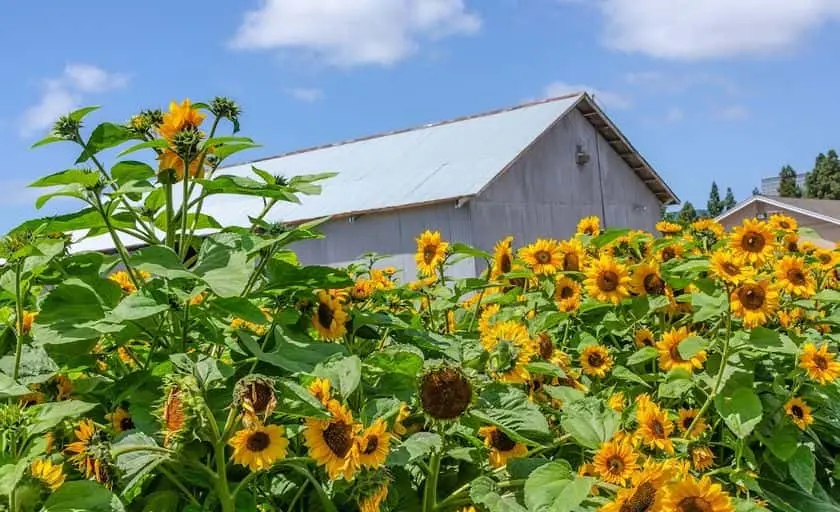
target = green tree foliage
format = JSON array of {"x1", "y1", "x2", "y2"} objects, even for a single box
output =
[
  {"x1": 678, "y1": 201, "x2": 698, "y2": 223},
  {"x1": 777, "y1": 165, "x2": 802, "y2": 197},
  {"x1": 707, "y1": 181, "x2": 723, "y2": 216},
  {"x1": 805, "y1": 150, "x2": 840, "y2": 199},
  {"x1": 752, "y1": 187, "x2": 761, "y2": 196},
  {"x1": 723, "y1": 187, "x2": 737, "y2": 210}
]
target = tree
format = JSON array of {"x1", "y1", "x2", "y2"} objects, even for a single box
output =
[
  {"x1": 678, "y1": 202, "x2": 698, "y2": 223},
  {"x1": 805, "y1": 150, "x2": 840, "y2": 199},
  {"x1": 752, "y1": 187, "x2": 761, "y2": 196},
  {"x1": 723, "y1": 187, "x2": 736, "y2": 210},
  {"x1": 777, "y1": 165, "x2": 802, "y2": 197},
  {"x1": 707, "y1": 182, "x2": 723, "y2": 216}
]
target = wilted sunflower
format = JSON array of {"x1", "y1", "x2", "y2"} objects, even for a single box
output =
[
  {"x1": 357, "y1": 418, "x2": 392, "y2": 469},
  {"x1": 784, "y1": 397, "x2": 814, "y2": 430},
  {"x1": 303, "y1": 399, "x2": 361, "y2": 481},
  {"x1": 577, "y1": 216, "x2": 601, "y2": 236},
  {"x1": 691, "y1": 446, "x2": 715, "y2": 472},
  {"x1": 580, "y1": 345, "x2": 613, "y2": 378},
  {"x1": 482, "y1": 321, "x2": 535, "y2": 383},
  {"x1": 158, "y1": 99, "x2": 206, "y2": 141},
  {"x1": 774, "y1": 255, "x2": 815, "y2": 297},
  {"x1": 661, "y1": 475, "x2": 734, "y2": 512},
  {"x1": 105, "y1": 407, "x2": 134, "y2": 433},
  {"x1": 730, "y1": 218, "x2": 775, "y2": 264},
  {"x1": 519, "y1": 238, "x2": 563, "y2": 275},
  {"x1": 657, "y1": 327, "x2": 706, "y2": 373},
  {"x1": 554, "y1": 276, "x2": 581, "y2": 312},
  {"x1": 161, "y1": 382, "x2": 189, "y2": 447},
  {"x1": 799, "y1": 343, "x2": 840, "y2": 385},
  {"x1": 308, "y1": 377, "x2": 332, "y2": 406},
  {"x1": 655, "y1": 221, "x2": 683, "y2": 235},
  {"x1": 584, "y1": 256, "x2": 631, "y2": 304},
  {"x1": 635, "y1": 405, "x2": 675, "y2": 454},
  {"x1": 30, "y1": 458, "x2": 65, "y2": 491},
  {"x1": 634, "y1": 328, "x2": 655, "y2": 348},
  {"x1": 709, "y1": 250, "x2": 753, "y2": 285},
  {"x1": 418, "y1": 366, "x2": 472, "y2": 420},
  {"x1": 769, "y1": 213, "x2": 798, "y2": 232},
  {"x1": 235, "y1": 376, "x2": 278, "y2": 426},
  {"x1": 478, "y1": 426, "x2": 528, "y2": 468},
  {"x1": 312, "y1": 291, "x2": 348, "y2": 341},
  {"x1": 631, "y1": 262, "x2": 665, "y2": 296},
  {"x1": 65, "y1": 419, "x2": 110, "y2": 484},
  {"x1": 730, "y1": 279, "x2": 779, "y2": 328},
  {"x1": 229, "y1": 424, "x2": 289, "y2": 472},
  {"x1": 491, "y1": 236, "x2": 515, "y2": 279},
  {"x1": 593, "y1": 439, "x2": 639, "y2": 485},
  {"x1": 559, "y1": 238, "x2": 586, "y2": 272},
  {"x1": 813, "y1": 248, "x2": 840, "y2": 271},
  {"x1": 657, "y1": 243, "x2": 683, "y2": 263},
  {"x1": 677, "y1": 408, "x2": 706, "y2": 439},
  {"x1": 359, "y1": 484, "x2": 389, "y2": 512},
  {"x1": 415, "y1": 230, "x2": 449, "y2": 277}
]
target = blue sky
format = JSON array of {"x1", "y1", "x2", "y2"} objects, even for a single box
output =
[{"x1": 3, "y1": 0, "x2": 840, "y2": 230}]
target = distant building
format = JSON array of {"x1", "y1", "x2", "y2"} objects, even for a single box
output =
[
  {"x1": 760, "y1": 173, "x2": 807, "y2": 196},
  {"x1": 716, "y1": 195, "x2": 840, "y2": 247}
]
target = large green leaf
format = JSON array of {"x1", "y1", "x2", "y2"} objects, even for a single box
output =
[
  {"x1": 38, "y1": 279, "x2": 106, "y2": 324},
  {"x1": 766, "y1": 422, "x2": 799, "y2": 461},
  {"x1": 239, "y1": 331, "x2": 346, "y2": 374},
  {"x1": 107, "y1": 293, "x2": 169, "y2": 322},
  {"x1": 748, "y1": 328, "x2": 797, "y2": 354},
  {"x1": 42, "y1": 480, "x2": 125, "y2": 511},
  {"x1": 387, "y1": 432, "x2": 442, "y2": 466},
  {"x1": 313, "y1": 356, "x2": 362, "y2": 399},
  {"x1": 759, "y1": 477, "x2": 840, "y2": 512},
  {"x1": 0, "y1": 345, "x2": 58, "y2": 385},
  {"x1": 692, "y1": 291, "x2": 727, "y2": 322},
  {"x1": 276, "y1": 380, "x2": 328, "y2": 419},
  {"x1": 715, "y1": 387, "x2": 763, "y2": 438},
  {"x1": 264, "y1": 261, "x2": 353, "y2": 290},
  {"x1": 0, "y1": 460, "x2": 28, "y2": 496},
  {"x1": 111, "y1": 432, "x2": 169, "y2": 495},
  {"x1": 0, "y1": 374, "x2": 30, "y2": 398},
  {"x1": 677, "y1": 335, "x2": 708, "y2": 359},
  {"x1": 788, "y1": 445, "x2": 815, "y2": 492},
  {"x1": 130, "y1": 246, "x2": 196, "y2": 280},
  {"x1": 111, "y1": 161, "x2": 155, "y2": 185},
  {"x1": 524, "y1": 460, "x2": 593, "y2": 512},
  {"x1": 560, "y1": 398, "x2": 619, "y2": 449},
  {"x1": 212, "y1": 297, "x2": 267, "y2": 325},
  {"x1": 193, "y1": 238, "x2": 251, "y2": 297},
  {"x1": 198, "y1": 175, "x2": 300, "y2": 202},
  {"x1": 12, "y1": 208, "x2": 113, "y2": 234},
  {"x1": 78, "y1": 122, "x2": 137, "y2": 162},
  {"x1": 626, "y1": 346, "x2": 658, "y2": 365},
  {"x1": 30, "y1": 169, "x2": 100, "y2": 188},
  {"x1": 471, "y1": 384, "x2": 551, "y2": 443},
  {"x1": 29, "y1": 400, "x2": 97, "y2": 434},
  {"x1": 469, "y1": 476, "x2": 528, "y2": 512}
]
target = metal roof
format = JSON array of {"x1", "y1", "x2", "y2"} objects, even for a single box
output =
[{"x1": 716, "y1": 195, "x2": 840, "y2": 226}]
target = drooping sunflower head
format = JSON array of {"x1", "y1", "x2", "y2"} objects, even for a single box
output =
[
  {"x1": 229, "y1": 423, "x2": 289, "y2": 472},
  {"x1": 577, "y1": 216, "x2": 601, "y2": 237},
  {"x1": 584, "y1": 256, "x2": 631, "y2": 304},
  {"x1": 656, "y1": 327, "x2": 706, "y2": 373},
  {"x1": 415, "y1": 230, "x2": 449, "y2": 277},
  {"x1": 729, "y1": 218, "x2": 776, "y2": 263},
  {"x1": 312, "y1": 291, "x2": 348, "y2": 341},
  {"x1": 661, "y1": 475, "x2": 734, "y2": 512},
  {"x1": 64, "y1": 419, "x2": 112, "y2": 485},
  {"x1": 593, "y1": 439, "x2": 640, "y2": 486},
  {"x1": 580, "y1": 345, "x2": 613, "y2": 378},
  {"x1": 482, "y1": 321, "x2": 535, "y2": 383},
  {"x1": 634, "y1": 328, "x2": 655, "y2": 348},
  {"x1": 784, "y1": 397, "x2": 814, "y2": 430},
  {"x1": 519, "y1": 238, "x2": 562, "y2": 275},
  {"x1": 769, "y1": 213, "x2": 798, "y2": 233},
  {"x1": 799, "y1": 343, "x2": 840, "y2": 385},
  {"x1": 30, "y1": 457, "x2": 66, "y2": 491},
  {"x1": 234, "y1": 375, "x2": 278, "y2": 425},
  {"x1": 20, "y1": 311, "x2": 37, "y2": 336},
  {"x1": 105, "y1": 407, "x2": 134, "y2": 433},
  {"x1": 303, "y1": 399, "x2": 361, "y2": 481},
  {"x1": 418, "y1": 365, "x2": 473, "y2": 420},
  {"x1": 478, "y1": 425, "x2": 528, "y2": 468},
  {"x1": 554, "y1": 276, "x2": 581, "y2": 312},
  {"x1": 158, "y1": 376, "x2": 199, "y2": 448},
  {"x1": 357, "y1": 418, "x2": 392, "y2": 469},
  {"x1": 358, "y1": 482, "x2": 390, "y2": 512},
  {"x1": 691, "y1": 446, "x2": 715, "y2": 472},
  {"x1": 631, "y1": 262, "x2": 665, "y2": 296},
  {"x1": 491, "y1": 236, "x2": 515, "y2": 278},
  {"x1": 709, "y1": 250, "x2": 753, "y2": 285},
  {"x1": 677, "y1": 408, "x2": 706, "y2": 439},
  {"x1": 730, "y1": 279, "x2": 779, "y2": 328},
  {"x1": 775, "y1": 255, "x2": 815, "y2": 297},
  {"x1": 656, "y1": 221, "x2": 683, "y2": 235}
]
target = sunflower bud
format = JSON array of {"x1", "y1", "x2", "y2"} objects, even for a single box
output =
[
  {"x1": 273, "y1": 175, "x2": 288, "y2": 186},
  {"x1": 418, "y1": 365, "x2": 472, "y2": 420},
  {"x1": 234, "y1": 375, "x2": 277, "y2": 426},
  {"x1": 51, "y1": 114, "x2": 81, "y2": 140},
  {"x1": 172, "y1": 127, "x2": 202, "y2": 160},
  {"x1": 210, "y1": 97, "x2": 241, "y2": 122}
]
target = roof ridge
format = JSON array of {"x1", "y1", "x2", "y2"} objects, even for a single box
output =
[{"x1": 227, "y1": 92, "x2": 586, "y2": 168}]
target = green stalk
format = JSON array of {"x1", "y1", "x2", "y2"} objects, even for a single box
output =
[
  {"x1": 165, "y1": 182, "x2": 175, "y2": 248},
  {"x1": 178, "y1": 153, "x2": 192, "y2": 260},
  {"x1": 204, "y1": 403, "x2": 235, "y2": 512},
  {"x1": 185, "y1": 116, "x2": 221, "y2": 239},
  {"x1": 159, "y1": 465, "x2": 201, "y2": 507},
  {"x1": 11, "y1": 262, "x2": 24, "y2": 381},
  {"x1": 92, "y1": 194, "x2": 141, "y2": 290},
  {"x1": 422, "y1": 450, "x2": 442, "y2": 512},
  {"x1": 687, "y1": 293, "x2": 732, "y2": 435}
]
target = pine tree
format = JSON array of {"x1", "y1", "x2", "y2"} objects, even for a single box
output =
[
  {"x1": 752, "y1": 187, "x2": 760, "y2": 196},
  {"x1": 678, "y1": 202, "x2": 698, "y2": 223},
  {"x1": 707, "y1": 182, "x2": 723, "y2": 216},
  {"x1": 805, "y1": 150, "x2": 840, "y2": 199},
  {"x1": 723, "y1": 187, "x2": 736, "y2": 210},
  {"x1": 777, "y1": 165, "x2": 802, "y2": 197}
]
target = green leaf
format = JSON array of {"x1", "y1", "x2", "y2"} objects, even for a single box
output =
[
  {"x1": 276, "y1": 380, "x2": 328, "y2": 419},
  {"x1": 30, "y1": 169, "x2": 100, "y2": 188},
  {"x1": 451, "y1": 242, "x2": 492, "y2": 259},
  {"x1": 560, "y1": 398, "x2": 619, "y2": 449},
  {"x1": 678, "y1": 335, "x2": 708, "y2": 359},
  {"x1": 524, "y1": 460, "x2": 593, "y2": 512},
  {"x1": 69, "y1": 105, "x2": 100, "y2": 121},
  {"x1": 659, "y1": 369, "x2": 694, "y2": 399},
  {"x1": 612, "y1": 365, "x2": 650, "y2": 388},
  {"x1": 29, "y1": 400, "x2": 98, "y2": 434},
  {"x1": 0, "y1": 460, "x2": 28, "y2": 496},
  {"x1": 199, "y1": 175, "x2": 300, "y2": 201},
  {"x1": 13, "y1": 208, "x2": 110, "y2": 234},
  {"x1": 813, "y1": 289, "x2": 840, "y2": 303},
  {"x1": 0, "y1": 374, "x2": 30, "y2": 398},
  {"x1": 264, "y1": 261, "x2": 353, "y2": 290},
  {"x1": 365, "y1": 347, "x2": 424, "y2": 377},
  {"x1": 78, "y1": 122, "x2": 137, "y2": 162},
  {"x1": 472, "y1": 384, "x2": 551, "y2": 443},
  {"x1": 194, "y1": 238, "x2": 251, "y2": 297},
  {"x1": 213, "y1": 143, "x2": 262, "y2": 161},
  {"x1": 361, "y1": 398, "x2": 401, "y2": 425},
  {"x1": 38, "y1": 279, "x2": 106, "y2": 324},
  {"x1": 111, "y1": 161, "x2": 155, "y2": 185},
  {"x1": 36, "y1": 185, "x2": 87, "y2": 209},
  {"x1": 715, "y1": 387, "x2": 763, "y2": 438},
  {"x1": 387, "y1": 432, "x2": 442, "y2": 466},
  {"x1": 31, "y1": 135, "x2": 67, "y2": 149},
  {"x1": 788, "y1": 445, "x2": 815, "y2": 492},
  {"x1": 672, "y1": 259, "x2": 711, "y2": 274},
  {"x1": 111, "y1": 432, "x2": 168, "y2": 494},
  {"x1": 130, "y1": 246, "x2": 196, "y2": 280},
  {"x1": 523, "y1": 361, "x2": 567, "y2": 378},
  {"x1": 313, "y1": 356, "x2": 362, "y2": 399},
  {"x1": 592, "y1": 228, "x2": 631, "y2": 248},
  {"x1": 108, "y1": 293, "x2": 169, "y2": 322},
  {"x1": 117, "y1": 138, "x2": 169, "y2": 157},
  {"x1": 766, "y1": 422, "x2": 800, "y2": 461},
  {"x1": 469, "y1": 476, "x2": 528, "y2": 512},
  {"x1": 759, "y1": 477, "x2": 840, "y2": 512},
  {"x1": 213, "y1": 297, "x2": 268, "y2": 324},
  {"x1": 42, "y1": 480, "x2": 125, "y2": 512},
  {"x1": 692, "y1": 291, "x2": 727, "y2": 322},
  {"x1": 627, "y1": 346, "x2": 658, "y2": 365},
  {"x1": 239, "y1": 331, "x2": 346, "y2": 374},
  {"x1": 0, "y1": 345, "x2": 58, "y2": 386}
]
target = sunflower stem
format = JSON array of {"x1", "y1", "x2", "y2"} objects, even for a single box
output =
[
  {"x1": 159, "y1": 465, "x2": 201, "y2": 507},
  {"x1": 11, "y1": 262, "x2": 24, "y2": 381},
  {"x1": 110, "y1": 444, "x2": 174, "y2": 458},
  {"x1": 422, "y1": 449, "x2": 442, "y2": 512},
  {"x1": 687, "y1": 294, "x2": 732, "y2": 435}
]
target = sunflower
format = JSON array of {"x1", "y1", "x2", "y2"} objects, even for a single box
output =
[
  {"x1": 312, "y1": 291, "x2": 348, "y2": 341},
  {"x1": 559, "y1": 239, "x2": 586, "y2": 272},
  {"x1": 635, "y1": 393, "x2": 656, "y2": 415},
  {"x1": 30, "y1": 458, "x2": 65, "y2": 491},
  {"x1": 357, "y1": 418, "x2": 392, "y2": 469},
  {"x1": 158, "y1": 149, "x2": 207, "y2": 181},
  {"x1": 778, "y1": 307, "x2": 805, "y2": 329},
  {"x1": 491, "y1": 236, "x2": 515, "y2": 279},
  {"x1": 783, "y1": 233, "x2": 800, "y2": 253},
  {"x1": 161, "y1": 383, "x2": 188, "y2": 448},
  {"x1": 419, "y1": 366, "x2": 473, "y2": 420},
  {"x1": 593, "y1": 439, "x2": 639, "y2": 485},
  {"x1": 580, "y1": 345, "x2": 613, "y2": 378},
  {"x1": 730, "y1": 219, "x2": 775, "y2": 264},
  {"x1": 20, "y1": 391, "x2": 45, "y2": 408},
  {"x1": 577, "y1": 216, "x2": 601, "y2": 236},
  {"x1": 635, "y1": 328, "x2": 656, "y2": 348},
  {"x1": 554, "y1": 276, "x2": 582, "y2": 312},
  {"x1": 661, "y1": 475, "x2": 734, "y2": 512},
  {"x1": 235, "y1": 376, "x2": 278, "y2": 427},
  {"x1": 691, "y1": 446, "x2": 715, "y2": 472},
  {"x1": 608, "y1": 392, "x2": 626, "y2": 412},
  {"x1": 393, "y1": 402, "x2": 411, "y2": 436},
  {"x1": 584, "y1": 256, "x2": 631, "y2": 304},
  {"x1": 784, "y1": 397, "x2": 814, "y2": 431},
  {"x1": 800, "y1": 343, "x2": 840, "y2": 385},
  {"x1": 408, "y1": 276, "x2": 438, "y2": 290},
  {"x1": 656, "y1": 221, "x2": 683, "y2": 235},
  {"x1": 730, "y1": 280, "x2": 779, "y2": 328},
  {"x1": 158, "y1": 99, "x2": 206, "y2": 141},
  {"x1": 415, "y1": 230, "x2": 449, "y2": 277},
  {"x1": 600, "y1": 462, "x2": 668, "y2": 512},
  {"x1": 308, "y1": 377, "x2": 332, "y2": 406},
  {"x1": 20, "y1": 311, "x2": 37, "y2": 336},
  {"x1": 632, "y1": 262, "x2": 666, "y2": 296},
  {"x1": 65, "y1": 419, "x2": 110, "y2": 484},
  {"x1": 483, "y1": 321, "x2": 535, "y2": 383},
  {"x1": 768, "y1": 214, "x2": 798, "y2": 232},
  {"x1": 109, "y1": 271, "x2": 137, "y2": 293},
  {"x1": 814, "y1": 248, "x2": 840, "y2": 271},
  {"x1": 635, "y1": 405, "x2": 675, "y2": 454},
  {"x1": 303, "y1": 399, "x2": 361, "y2": 481},
  {"x1": 519, "y1": 238, "x2": 563, "y2": 275},
  {"x1": 229, "y1": 424, "x2": 288, "y2": 472},
  {"x1": 657, "y1": 243, "x2": 684, "y2": 263},
  {"x1": 359, "y1": 484, "x2": 389, "y2": 512},
  {"x1": 677, "y1": 409, "x2": 707, "y2": 439},
  {"x1": 105, "y1": 407, "x2": 134, "y2": 433},
  {"x1": 774, "y1": 255, "x2": 815, "y2": 297},
  {"x1": 709, "y1": 250, "x2": 753, "y2": 285},
  {"x1": 691, "y1": 218, "x2": 725, "y2": 239},
  {"x1": 478, "y1": 426, "x2": 528, "y2": 468},
  {"x1": 657, "y1": 327, "x2": 706, "y2": 373}
]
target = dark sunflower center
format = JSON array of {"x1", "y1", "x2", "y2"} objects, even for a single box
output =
[
  {"x1": 662, "y1": 247, "x2": 676, "y2": 261},
  {"x1": 419, "y1": 368, "x2": 472, "y2": 419},
  {"x1": 363, "y1": 435, "x2": 379, "y2": 454},
  {"x1": 323, "y1": 421, "x2": 353, "y2": 457},
  {"x1": 500, "y1": 253, "x2": 512, "y2": 274},
  {"x1": 248, "y1": 382, "x2": 274, "y2": 413},
  {"x1": 779, "y1": 221, "x2": 790, "y2": 229},
  {"x1": 559, "y1": 286, "x2": 575, "y2": 299},
  {"x1": 639, "y1": 335, "x2": 653, "y2": 347},
  {"x1": 813, "y1": 355, "x2": 828, "y2": 370},
  {"x1": 787, "y1": 269, "x2": 806, "y2": 285},
  {"x1": 489, "y1": 429, "x2": 517, "y2": 451},
  {"x1": 791, "y1": 405, "x2": 804, "y2": 419},
  {"x1": 722, "y1": 262, "x2": 739, "y2": 276},
  {"x1": 246, "y1": 431, "x2": 271, "y2": 452},
  {"x1": 651, "y1": 420, "x2": 665, "y2": 438},
  {"x1": 423, "y1": 245, "x2": 437, "y2": 265},
  {"x1": 643, "y1": 274, "x2": 664, "y2": 295},
  {"x1": 587, "y1": 352, "x2": 605, "y2": 368},
  {"x1": 787, "y1": 241, "x2": 799, "y2": 252},
  {"x1": 535, "y1": 250, "x2": 552, "y2": 264},
  {"x1": 598, "y1": 271, "x2": 619, "y2": 292},
  {"x1": 620, "y1": 481, "x2": 657, "y2": 512},
  {"x1": 676, "y1": 496, "x2": 714, "y2": 512},
  {"x1": 563, "y1": 253, "x2": 580, "y2": 271},
  {"x1": 681, "y1": 416, "x2": 695, "y2": 430},
  {"x1": 818, "y1": 254, "x2": 831, "y2": 264},
  {"x1": 317, "y1": 302, "x2": 334, "y2": 327},
  {"x1": 120, "y1": 417, "x2": 135, "y2": 431},
  {"x1": 742, "y1": 232, "x2": 765, "y2": 252},
  {"x1": 538, "y1": 335, "x2": 554, "y2": 360},
  {"x1": 669, "y1": 345, "x2": 687, "y2": 363},
  {"x1": 738, "y1": 285, "x2": 766, "y2": 310},
  {"x1": 607, "y1": 456, "x2": 624, "y2": 474}
]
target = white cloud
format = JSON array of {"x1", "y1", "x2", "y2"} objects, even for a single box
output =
[
  {"x1": 21, "y1": 64, "x2": 128, "y2": 136},
  {"x1": 717, "y1": 105, "x2": 750, "y2": 121},
  {"x1": 590, "y1": 0, "x2": 840, "y2": 59},
  {"x1": 230, "y1": 0, "x2": 481, "y2": 66},
  {"x1": 286, "y1": 87, "x2": 324, "y2": 102},
  {"x1": 542, "y1": 81, "x2": 631, "y2": 109}
]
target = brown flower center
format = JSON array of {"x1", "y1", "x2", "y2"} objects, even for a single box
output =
[
  {"x1": 620, "y1": 481, "x2": 657, "y2": 512},
  {"x1": 681, "y1": 416, "x2": 695, "y2": 431},
  {"x1": 499, "y1": 253, "x2": 512, "y2": 274},
  {"x1": 559, "y1": 286, "x2": 575, "y2": 299},
  {"x1": 423, "y1": 245, "x2": 437, "y2": 265},
  {"x1": 607, "y1": 456, "x2": 625, "y2": 474},
  {"x1": 489, "y1": 429, "x2": 517, "y2": 451},
  {"x1": 737, "y1": 284, "x2": 766, "y2": 310},
  {"x1": 317, "y1": 301, "x2": 334, "y2": 327},
  {"x1": 650, "y1": 420, "x2": 666, "y2": 438},
  {"x1": 661, "y1": 247, "x2": 676, "y2": 261},
  {"x1": 818, "y1": 253, "x2": 831, "y2": 264},
  {"x1": 588, "y1": 352, "x2": 605, "y2": 368},
  {"x1": 247, "y1": 382, "x2": 274, "y2": 414},
  {"x1": 419, "y1": 368, "x2": 473, "y2": 419},
  {"x1": 779, "y1": 221, "x2": 791, "y2": 229},
  {"x1": 786, "y1": 268, "x2": 806, "y2": 286},
  {"x1": 742, "y1": 232, "x2": 766, "y2": 252},
  {"x1": 535, "y1": 250, "x2": 552, "y2": 265},
  {"x1": 787, "y1": 241, "x2": 799, "y2": 252},
  {"x1": 676, "y1": 496, "x2": 714, "y2": 512},
  {"x1": 639, "y1": 335, "x2": 653, "y2": 347},
  {"x1": 813, "y1": 354, "x2": 828, "y2": 370},
  {"x1": 120, "y1": 417, "x2": 135, "y2": 431},
  {"x1": 643, "y1": 274, "x2": 664, "y2": 295},
  {"x1": 323, "y1": 421, "x2": 353, "y2": 457},
  {"x1": 722, "y1": 262, "x2": 739, "y2": 276},
  {"x1": 597, "y1": 271, "x2": 619, "y2": 292},
  {"x1": 538, "y1": 334, "x2": 554, "y2": 360},
  {"x1": 563, "y1": 253, "x2": 580, "y2": 271},
  {"x1": 791, "y1": 405, "x2": 804, "y2": 419},
  {"x1": 246, "y1": 431, "x2": 271, "y2": 452},
  {"x1": 363, "y1": 435, "x2": 379, "y2": 454}
]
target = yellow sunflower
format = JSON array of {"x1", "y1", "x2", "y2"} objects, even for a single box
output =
[
  {"x1": 554, "y1": 276, "x2": 582, "y2": 312},
  {"x1": 478, "y1": 303, "x2": 502, "y2": 339},
  {"x1": 303, "y1": 399, "x2": 361, "y2": 481},
  {"x1": 593, "y1": 439, "x2": 639, "y2": 485},
  {"x1": 608, "y1": 392, "x2": 626, "y2": 412},
  {"x1": 158, "y1": 99, "x2": 206, "y2": 141},
  {"x1": 415, "y1": 230, "x2": 449, "y2": 277},
  {"x1": 308, "y1": 377, "x2": 332, "y2": 406},
  {"x1": 783, "y1": 233, "x2": 800, "y2": 253},
  {"x1": 559, "y1": 238, "x2": 587, "y2": 272},
  {"x1": 635, "y1": 405, "x2": 675, "y2": 454},
  {"x1": 800, "y1": 343, "x2": 840, "y2": 385},
  {"x1": 768, "y1": 213, "x2": 798, "y2": 232},
  {"x1": 491, "y1": 236, "x2": 515, "y2": 279},
  {"x1": 478, "y1": 426, "x2": 528, "y2": 468},
  {"x1": 584, "y1": 256, "x2": 631, "y2": 304},
  {"x1": 661, "y1": 475, "x2": 734, "y2": 512},
  {"x1": 657, "y1": 243, "x2": 684, "y2": 263},
  {"x1": 65, "y1": 419, "x2": 110, "y2": 484},
  {"x1": 357, "y1": 418, "x2": 392, "y2": 469},
  {"x1": 778, "y1": 307, "x2": 805, "y2": 329},
  {"x1": 599, "y1": 462, "x2": 668, "y2": 512},
  {"x1": 691, "y1": 218, "x2": 725, "y2": 239},
  {"x1": 814, "y1": 248, "x2": 840, "y2": 271},
  {"x1": 632, "y1": 262, "x2": 666, "y2": 296},
  {"x1": 656, "y1": 221, "x2": 683, "y2": 235},
  {"x1": 158, "y1": 149, "x2": 207, "y2": 181},
  {"x1": 691, "y1": 446, "x2": 715, "y2": 472},
  {"x1": 519, "y1": 238, "x2": 563, "y2": 275},
  {"x1": 634, "y1": 328, "x2": 656, "y2": 348},
  {"x1": 580, "y1": 345, "x2": 613, "y2": 378},
  {"x1": 359, "y1": 484, "x2": 389, "y2": 512},
  {"x1": 730, "y1": 279, "x2": 779, "y2": 328},
  {"x1": 393, "y1": 402, "x2": 411, "y2": 437},
  {"x1": 30, "y1": 458, "x2": 65, "y2": 491},
  {"x1": 312, "y1": 291, "x2": 348, "y2": 341},
  {"x1": 657, "y1": 327, "x2": 706, "y2": 373},
  {"x1": 108, "y1": 270, "x2": 151, "y2": 294},
  {"x1": 784, "y1": 397, "x2": 814, "y2": 430},
  {"x1": 577, "y1": 216, "x2": 601, "y2": 236},
  {"x1": 105, "y1": 407, "x2": 134, "y2": 433},
  {"x1": 20, "y1": 311, "x2": 37, "y2": 336},
  {"x1": 677, "y1": 409, "x2": 707, "y2": 439},
  {"x1": 774, "y1": 255, "x2": 815, "y2": 297},
  {"x1": 229, "y1": 424, "x2": 289, "y2": 472},
  {"x1": 482, "y1": 321, "x2": 535, "y2": 383},
  {"x1": 709, "y1": 250, "x2": 753, "y2": 285},
  {"x1": 729, "y1": 218, "x2": 776, "y2": 264}
]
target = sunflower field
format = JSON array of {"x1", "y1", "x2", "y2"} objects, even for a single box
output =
[{"x1": 1, "y1": 98, "x2": 839, "y2": 512}]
